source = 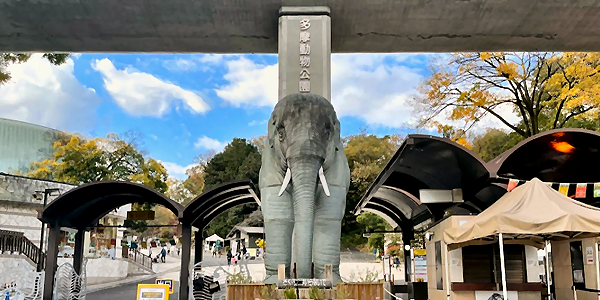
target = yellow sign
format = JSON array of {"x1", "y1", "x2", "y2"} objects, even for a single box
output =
[
  {"x1": 127, "y1": 211, "x2": 155, "y2": 221},
  {"x1": 136, "y1": 284, "x2": 169, "y2": 300},
  {"x1": 155, "y1": 278, "x2": 175, "y2": 294},
  {"x1": 413, "y1": 249, "x2": 427, "y2": 256}
]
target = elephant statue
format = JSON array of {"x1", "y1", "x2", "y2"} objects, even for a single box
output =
[{"x1": 260, "y1": 93, "x2": 350, "y2": 284}]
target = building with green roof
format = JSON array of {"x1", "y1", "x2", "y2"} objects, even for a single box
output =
[{"x1": 0, "y1": 118, "x2": 58, "y2": 174}]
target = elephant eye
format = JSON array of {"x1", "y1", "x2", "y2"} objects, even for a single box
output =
[{"x1": 277, "y1": 127, "x2": 285, "y2": 141}]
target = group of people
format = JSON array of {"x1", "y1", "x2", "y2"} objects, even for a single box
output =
[
  {"x1": 226, "y1": 245, "x2": 247, "y2": 266},
  {"x1": 150, "y1": 246, "x2": 169, "y2": 263}
]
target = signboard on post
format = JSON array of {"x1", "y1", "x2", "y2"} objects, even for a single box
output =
[
  {"x1": 155, "y1": 278, "x2": 174, "y2": 294},
  {"x1": 127, "y1": 211, "x2": 155, "y2": 221},
  {"x1": 136, "y1": 284, "x2": 169, "y2": 300}
]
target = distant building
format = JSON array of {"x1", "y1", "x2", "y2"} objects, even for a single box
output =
[
  {"x1": 226, "y1": 225, "x2": 264, "y2": 249},
  {"x1": 0, "y1": 118, "x2": 58, "y2": 174}
]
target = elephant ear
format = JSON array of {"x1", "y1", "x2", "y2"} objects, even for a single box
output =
[
  {"x1": 267, "y1": 112, "x2": 277, "y2": 149},
  {"x1": 333, "y1": 118, "x2": 343, "y2": 149}
]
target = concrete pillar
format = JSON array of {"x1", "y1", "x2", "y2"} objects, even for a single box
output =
[{"x1": 278, "y1": 6, "x2": 331, "y2": 101}]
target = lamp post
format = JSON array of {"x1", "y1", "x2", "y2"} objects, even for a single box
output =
[{"x1": 36, "y1": 188, "x2": 60, "y2": 272}]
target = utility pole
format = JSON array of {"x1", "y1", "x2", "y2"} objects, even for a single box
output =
[{"x1": 36, "y1": 188, "x2": 60, "y2": 272}]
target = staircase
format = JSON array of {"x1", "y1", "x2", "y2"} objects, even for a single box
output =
[{"x1": 0, "y1": 229, "x2": 45, "y2": 269}]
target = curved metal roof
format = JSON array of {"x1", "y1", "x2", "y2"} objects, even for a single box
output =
[
  {"x1": 182, "y1": 180, "x2": 260, "y2": 229},
  {"x1": 488, "y1": 128, "x2": 600, "y2": 183},
  {"x1": 354, "y1": 134, "x2": 490, "y2": 228},
  {"x1": 353, "y1": 134, "x2": 493, "y2": 233},
  {"x1": 39, "y1": 181, "x2": 183, "y2": 228},
  {"x1": 355, "y1": 129, "x2": 600, "y2": 232}
]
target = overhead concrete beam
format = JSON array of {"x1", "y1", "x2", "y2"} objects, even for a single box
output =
[{"x1": 2, "y1": 0, "x2": 600, "y2": 53}]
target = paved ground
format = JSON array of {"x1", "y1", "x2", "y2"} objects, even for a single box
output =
[
  {"x1": 84, "y1": 250, "x2": 390, "y2": 300},
  {"x1": 87, "y1": 278, "x2": 179, "y2": 300}
]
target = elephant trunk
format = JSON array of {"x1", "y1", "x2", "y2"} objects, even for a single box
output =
[{"x1": 289, "y1": 157, "x2": 321, "y2": 278}]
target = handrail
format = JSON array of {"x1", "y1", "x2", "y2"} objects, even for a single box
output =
[
  {"x1": 0, "y1": 230, "x2": 46, "y2": 269},
  {"x1": 128, "y1": 248, "x2": 154, "y2": 270}
]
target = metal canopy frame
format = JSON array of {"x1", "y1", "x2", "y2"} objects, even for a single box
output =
[
  {"x1": 354, "y1": 129, "x2": 600, "y2": 245},
  {"x1": 178, "y1": 179, "x2": 260, "y2": 300},
  {"x1": 354, "y1": 134, "x2": 490, "y2": 227},
  {"x1": 38, "y1": 181, "x2": 184, "y2": 300}
]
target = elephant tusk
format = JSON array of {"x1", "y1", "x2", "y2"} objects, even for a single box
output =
[
  {"x1": 278, "y1": 168, "x2": 292, "y2": 196},
  {"x1": 319, "y1": 166, "x2": 330, "y2": 197}
]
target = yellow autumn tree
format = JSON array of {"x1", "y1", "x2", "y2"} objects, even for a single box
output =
[
  {"x1": 414, "y1": 52, "x2": 600, "y2": 138},
  {"x1": 28, "y1": 132, "x2": 168, "y2": 192}
]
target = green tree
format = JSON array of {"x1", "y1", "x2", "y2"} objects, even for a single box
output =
[
  {"x1": 341, "y1": 132, "x2": 402, "y2": 249},
  {"x1": 1, "y1": 53, "x2": 70, "y2": 84},
  {"x1": 414, "y1": 52, "x2": 600, "y2": 138},
  {"x1": 356, "y1": 212, "x2": 391, "y2": 254},
  {"x1": 201, "y1": 138, "x2": 262, "y2": 238},
  {"x1": 470, "y1": 128, "x2": 523, "y2": 162}
]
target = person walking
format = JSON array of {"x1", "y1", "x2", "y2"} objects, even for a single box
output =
[
  {"x1": 212, "y1": 244, "x2": 216, "y2": 258},
  {"x1": 160, "y1": 247, "x2": 167, "y2": 263},
  {"x1": 226, "y1": 249, "x2": 233, "y2": 266},
  {"x1": 241, "y1": 245, "x2": 247, "y2": 260}
]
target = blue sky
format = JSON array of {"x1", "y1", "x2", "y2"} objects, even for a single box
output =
[{"x1": 0, "y1": 53, "x2": 443, "y2": 179}]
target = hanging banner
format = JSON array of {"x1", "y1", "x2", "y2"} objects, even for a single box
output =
[
  {"x1": 507, "y1": 179, "x2": 519, "y2": 192},
  {"x1": 545, "y1": 182, "x2": 553, "y2": 188},
  {"x1": 595, "y1": 183, "x2": 600, "y2": 198},
  {"x1": 559, "y1": 183, "x2": 569, "y2": 196},
  {"x1": 576, "y1": 183, "x2": 587, "y2": 198}
]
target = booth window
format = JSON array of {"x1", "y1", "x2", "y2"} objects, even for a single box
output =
[
  {"x1": 462, "y1": 244, "x2": 526, "y2": 284},
  {"x1": 570, "y1": 241, "x2": 585, "y2": 289}
]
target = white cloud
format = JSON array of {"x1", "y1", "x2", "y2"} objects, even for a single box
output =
[
  {"x1": 0, "y1": 54, "x2": 100, "y2": 131},
  {"x1": 194, "y1": 136, "x2": 228, "y2": 152},
  {"x1": 331, "y1": 54, "x2": 423, "y2": 127},
  {"x1": 198, "y1": 54, "x2": 225, "y2": 65},
  {"x1": 248, "y1": 120, "x2": 267, "y2": 126},
  {"x1": 214, "y1": 54, "x2": 424, "y2": 127},
  {"x1": 159, "y1": 161, "x2": 196, "y2": 180},
  {"x1": 162, "y1": 59, "x2": 197, "y2": 72},
  {"x1": 215, "y1": 57, "x2": 278, "y2": 107},
  {"x1": 92, "y1": 58, "x2": 210, "y2": 117}
]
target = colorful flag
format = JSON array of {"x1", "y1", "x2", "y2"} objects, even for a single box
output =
[
  {"x1": 507, "y1": 179, "x2": 519, "y2": 192},
  {"x1": 576, "y1": 183, "x2": 587, "y2": 198},
  {"x1": 545, "y1": 182, "x2": 553, "y2": 188},
  {"x1": 595, "y1": 183, "x2": 600, "y2": 198},
  {"x1": 559, "y1": 183, "x2": 569, "y2": 196}
]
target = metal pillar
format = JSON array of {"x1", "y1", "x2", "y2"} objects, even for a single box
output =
[
  {"x1": 43, "y1": 224, "x2": 61, "y2": 300},
  {"x1": 73, "y1": 229, "x2": 85, "y2": 275},
  {"x1": 402, "y1": 227, "x2": 414, "y2": 283},
  {"x1": 179, "y1": 224, "x2": 192, "y2": 300},
  {"x1": 194, "y1": 230, "x2": 203, "y2": 264},
  {"x1": 278, "y1": 6, "x2": 331, "y2": 101}
]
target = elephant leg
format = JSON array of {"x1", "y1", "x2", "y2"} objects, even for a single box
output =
[
  {"x1": 312, "y1": 186, "x2": 346, "y2": 285},
  {"x1": 261, "y1": 186, "x2": 294, "y2": 283}
]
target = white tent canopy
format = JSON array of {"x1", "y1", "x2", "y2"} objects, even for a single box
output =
[
  {"x1": 443, "y1": 178, "x2": 600, "y2": 300},
  {"x1": 444, "y1": 178, "x2": 600, "y2": 249},
  {"x1": 205, "y1": 234, "x2": 224, "y2": 242}
]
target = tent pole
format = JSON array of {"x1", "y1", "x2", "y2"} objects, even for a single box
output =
[
  {"x1": 499, "y1": 233, "x2": 508, "y2": 300},
  {"x1": 544, "y1": 240, "x2": 551, "y2": 300},
  {"x1": 445, "y1": 243, "x2": 451, "y2": 300}
]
